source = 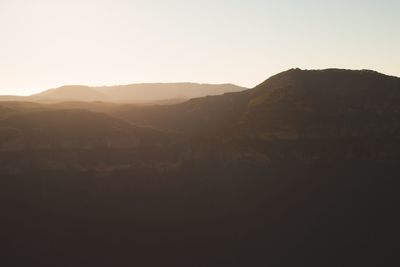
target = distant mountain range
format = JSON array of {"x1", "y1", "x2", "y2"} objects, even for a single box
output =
[{"x1": 0, "y1": 83, "x2": 246, "y2": 104}]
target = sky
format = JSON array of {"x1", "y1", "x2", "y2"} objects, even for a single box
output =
[{"x1": 0, "y1": 0, "x2": 399, "y2": 95}]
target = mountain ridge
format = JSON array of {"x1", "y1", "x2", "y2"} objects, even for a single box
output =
[
  {"x1": 109, "y1": 68, "x2": 400, "y2": 138},
  {"x1": 0, "y1": 82, "x2": 247, "y2": 104}
]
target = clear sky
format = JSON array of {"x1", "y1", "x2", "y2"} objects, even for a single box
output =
[{"x1": 0, "y1": 0, "x2": 399, "y2": 95}]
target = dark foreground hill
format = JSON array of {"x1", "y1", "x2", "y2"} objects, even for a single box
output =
[
  {"x1": 1, "y1": 69, "x2": 399, "y2": 266},
  {"x1": 0, "y1": 107, "x2": 169, "y2": 152}
]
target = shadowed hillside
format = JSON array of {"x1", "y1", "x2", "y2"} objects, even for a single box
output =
[
  {"x1": 111, "y1": 69, "x2": 400, "y2": 138},
  {"x1": 0, "y1": 107, "x2": 169, "y2": 153}
]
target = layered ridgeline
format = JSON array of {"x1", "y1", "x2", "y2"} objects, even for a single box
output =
[
  {"x1": 100, "y1": 68, "x2": 400, "y2": 164},
  {"x1": 0, "y1": 83, "x2": 246, "y2": 103},
  {"x1": 113, "y1": 68, "x2": 400, "y2": 138},
  {"x1": 1, "y1": 69, "x2": 399, "y2": 266},
  {"x1": 1, "y1": 68, "x2": 400, "y2": 163}
]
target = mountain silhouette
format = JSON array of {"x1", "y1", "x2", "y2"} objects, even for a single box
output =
[
  {"x1": 97, "y1": 82, "x2": 246, "y2": 102},
  {"x1": 111, "y1": 68, "x2": 400, "y2": 139},
  {"x1": 0, "y1": 83, "x2": 246, "y2": 104},
  {"x1": 31, "y1": 86, "x2": 109, "y2": 102},
  {"x1": 2, "y1": 68, "x2": 399, "y2": 142}
]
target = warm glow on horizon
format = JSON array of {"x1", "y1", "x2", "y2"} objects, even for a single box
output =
[{"x1": 0, "y1": 0, "x2": 399, "y2": 95}]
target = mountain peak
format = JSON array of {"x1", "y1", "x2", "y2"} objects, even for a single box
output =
[
  {"x1": 31, "y1": 85, "x2": 109, "y2": 102},
  {"x1": 255, "y1": 68, "x2": 398, "y2": 92}
]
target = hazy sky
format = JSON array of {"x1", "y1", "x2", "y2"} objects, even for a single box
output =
[{"x1": 0, "y1": 0, "x2": 399, "y2": 95}]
